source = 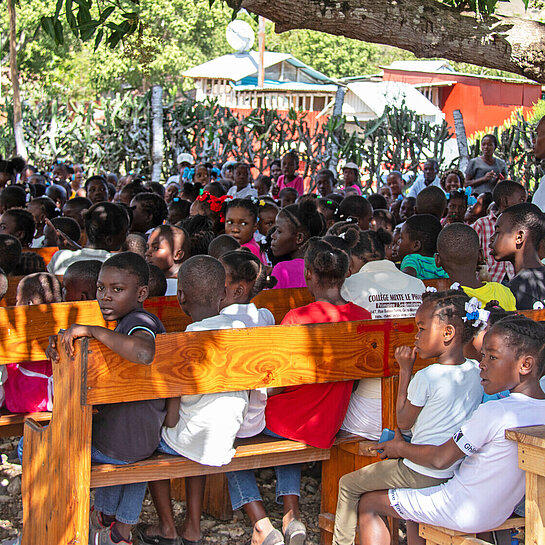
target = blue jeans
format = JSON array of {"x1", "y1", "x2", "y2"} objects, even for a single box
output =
[
  {"x1": 91, "y1": 446, "x2": 147, "y2": 525},
  {"x1": 226, "y1": 429, "x2": 301, "y2": 510}
]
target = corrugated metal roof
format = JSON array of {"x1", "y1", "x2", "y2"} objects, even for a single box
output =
[
  {"x1": 383, "y1": 60, "x2": 455, "y2": 73},
  {"x1": 233, "y1": 81, "x2": 338, "y2": 92},
  {"x1": 183, "y1": 51, "x2": 333, "y2": 83}
]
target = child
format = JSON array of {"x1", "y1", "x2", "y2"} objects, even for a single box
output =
[
  {"x1": 277, "y1": 151, "x2": 304, "y2": 196},
  {"x1": 0, "y1": 234, "x2": 22, "y2": 275},
  {"x1": 4, "y1": 273, "x2": 63, "y2": 414},
  {"x1": 367, "y1": 193, "x2": 388, "y2": 212},
  {"x1": 270, "y1": 199, "x2": 324, "y2": 288},
  {"x1": 414, "y1": 185, "x2": 447, "y2": 219},
  {"x1": 370, "y1": 209, "x2": 395, "y2": 233},
  {"x1": 48, "y1": 202, "x2": 129, "y2": 274},
  {"x1": 440, "y1": 168, "x2": 464, "y2": 193},
  {"x1": 193, "y1": 163, "x2": 212, "y2": 186},
  {"x1": 145, "y1": 225, "x2": 190, "y2": 295},
  {"x1": 315, "y1": 168, "x2": 337, "y2": 197},
  {"x1": 399, "y1": 196, "x2": 416, "y2": 223},
  {"x1": 129, "y1": 192, "x2": 168, "y2": 234},
  {"x1": 0, "y1": 208, "x2": 35, "y2": 248},
  {"x1": 85, "y1": 175, "x2": 109, "y2": 204},
  {"x1": 0, "y1": 185, "x2": 27, "y2": 213},
  {"x1": 226, "y1": 163, "x2": 257, "y2": 199},
  {"x1": 166, "y1": 199, "x2": 191, "y2": 225},
  {"x1": 395, "y1": 214, "x2": 448, "y2": 279},
  {"x1": 386, "y1": 171, "x2": 404, "y2": 201},
  {"x1": 464, "y1": 191, "x2": 492, "y2": 225},
  {"x1": 228, "y1": 238, "x2": 371, "y2": 545},
  {"x1": 62, "y1": 196, "x2": 92, "y2": 229},
  {"x1": 180, "y1": 214, "x2": 216, "y2": 256},
  {"x1": 62, "y1": 259, "x2": 102, "y2": 301},
  {"x1": 28, "y1": 196, "x2": 57, "y2": 247},
  {"x1": 317, "y1": 198, "x2": 340, "y2": 230},
  {"x1": 208, "y1": 234, "x2": 240, "y2": 259},
  {"x1": 189, "y1": 190, "x2": 231, "y2": 235},
  {"x1": 46, "y1": 252, "x2": 166, "y2": 545},
  {"x1": 43, "y1": 216, "x2": 81, "y2": 248},
  {"x1": 147, "y1": 264, "x2": 167, "y2": 297},
  {"x1": 489, "y1": 202, "x2": 545, "y2": 309},
  {"x1": 254, "y1": 174, "x2": 272, "y2": 197},
  {"x1": 0, "y1": 267, "x2": 7, "y2": 303},
  {"x1": 358, "y1": 314, "x2": 545, "y2": 544},
  {"x1": 136, "y1": 255, "x2": 249, "y2": 545},
  {"x1": 121, "y1": 233, "x2": 147, "y2": 257},
  {"x1": 338, "y1": 195, "x2": 373, "y2": 231},
  {"x1": 473, "y1": 180, "x2": 526, "y2": 283},
  {"x1": 442, "y1": 190, "x2": 467, "y2": 225},
  {"x1": 436, "y1": 223, "x2": 516, "y2": 310},
  {"x1": 332, "y1": 290, "x2": 483, "y2": 545},
  {"x1": 256, "y1": 200, "x2": 279, "y2": 239},
  {"x1": 278, "y1": 187, "x2": 298, "y2": 208},
  {"x1": 224, "y1": 198, "x2": 264, "y2": 263}
]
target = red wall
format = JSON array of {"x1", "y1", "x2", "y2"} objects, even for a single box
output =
[{"x1": 383, "y1": 70, "x2": 541, "y2": 136}]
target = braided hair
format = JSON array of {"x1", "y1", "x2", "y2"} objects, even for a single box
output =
[
  {"x1": 421, "y1": 289, "x2": 477, "y2": 344},
  {"x1": 489, "y1": 315, "x2": 545, "y2": 377}
]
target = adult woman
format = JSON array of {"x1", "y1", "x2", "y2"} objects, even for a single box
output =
[{"x1": 465, "y1": 134, "x2": 507, "y2": 194}]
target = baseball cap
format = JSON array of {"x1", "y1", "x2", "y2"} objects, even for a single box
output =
[
  {"x1": 177, "y1": 153, "x2": 195, "y2": 165},
  {"x1": 343, "y1": 162, "x2": 359, "y2": 170}
]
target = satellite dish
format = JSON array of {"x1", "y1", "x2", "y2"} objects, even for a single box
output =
[{"x1": 226, "y1": 20, "x2": 255, "y2": 53}]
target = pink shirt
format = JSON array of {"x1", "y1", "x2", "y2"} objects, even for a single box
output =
[
  {"x1": 278, "y1": 174, "x2": 305, "y2": 196},
  {"x1": 271, "y1": 258, "x2": 306, "y2": 289},
  {"x1": 242, "y1": 238, "x2": 266, "y2": 265}
]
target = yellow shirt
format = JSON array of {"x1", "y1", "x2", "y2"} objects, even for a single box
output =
[{"x1": 461, "y1": 282, "x2": 517, "y2": 311}]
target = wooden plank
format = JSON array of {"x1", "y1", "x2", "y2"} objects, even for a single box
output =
[
  {"x1": 506, "y1": 425, "x2": 545, "y2": 450},
  {"x1": 517, "y1": 443, "x2": 545, "y2": 478},
  {"x1": 23, "y1": 246, "x2": 58, "y2": 265},
  {"x1": 21, "y1": 340, "x2": 92, "y2": 545},
  {"x1": 83, "y1": 318, "x2": 432, "y2": 405},
  {"x1": 339, "y1": 440, "x2": 380, "y2": 457},
  {"x1": 525, "y1": 471, "x2": 545, "y2": 545},
  {"x1": 252, "y1": 287, "x2": 312, "y2": 324},
  {"x1": 0, "y1": 412, "x2": 51, "y2": 438}
]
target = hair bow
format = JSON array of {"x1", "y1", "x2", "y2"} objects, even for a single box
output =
[
  {"x1": 450, "y1": 282, "x2": 461, "y2": 290},
  {"x1": 533, "y1": 301, "x2": 545, "y2": 310},
  {"x1": 425, "y1": 286, "x2": 437, "y2": 293},
  {"x1": 463, "y1": 297, "x2": 490, "y2": 329}
]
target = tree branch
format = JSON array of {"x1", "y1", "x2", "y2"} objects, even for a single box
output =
[{"x1": 232, "y1": 0, "x2": 545, "y2": 83}]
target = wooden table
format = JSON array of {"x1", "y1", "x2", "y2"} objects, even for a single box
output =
[{"x1": 505, "y1": 425, "x2": 545, "y2": 545}]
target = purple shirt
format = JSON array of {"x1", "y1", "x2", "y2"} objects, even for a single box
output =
[{"x1": 272, "y1": 258, "x2": 306, "y2": 289}]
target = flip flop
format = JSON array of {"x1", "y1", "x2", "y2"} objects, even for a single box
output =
[
  {"x1": 133, "y1": 524, "x2": 179, "y2": 545},
  {"x1": 180, "y1": 538, "x2": 201, "y2": 545},
  {"x1": 283, "y1": 519, "x2": 306, "y2": 545},
  {"x1": 262, "y1": 529, "x2": 285, "y2": 545}
]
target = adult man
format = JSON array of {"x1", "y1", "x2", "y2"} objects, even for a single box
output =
[{"x1": 407, "y1": 160, "x2": 442, "y2": 198}]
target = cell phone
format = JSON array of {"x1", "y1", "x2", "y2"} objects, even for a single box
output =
[{"x1": 377, "y1": 428, "x2": 411, "y2": 452}]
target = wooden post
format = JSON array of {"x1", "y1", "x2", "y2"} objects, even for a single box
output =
[{"x1": 22, "y1": 339, "x2": 92, "y2": 545}]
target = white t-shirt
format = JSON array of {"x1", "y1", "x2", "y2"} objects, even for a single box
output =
[
  {"x1": 48, "y1": 248, "x2": 112, "y2": 274},
  {"x1": 341, "y1": 260, "x2": 425, "y2": 320},
  {"x1": 404, "y1": 359, "x2": 482, "y2": 478},
  {"x1": 219, "y1": 303, "x2": 275, "y2": 438},
  {"x1": 407, "y1": 175, "x2": 443, "y2": 199},
  {"x1": 341, "y1": 260, "x2": 426, "y2": 439},
  {"x1": 227, "y1": 185, "x2": 258, "y2": 199},
  {"x1": 161, "y1": 314, "x2": 249, "y2": 466},
  {"x1": 532, "y1": 175, "x2": 545, "y2": 212},
  {"x1": 390, "y1": 394, "x2": 545, "y2": 532},
  {"x1": 165, "y1": 278, "x2": 178, "y2": 296}
]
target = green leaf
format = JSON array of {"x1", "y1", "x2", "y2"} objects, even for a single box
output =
[
  {"x1": 79, "y1": 20, "x2": 98, "y2": 41},
  {"x1": 40, "y1": 16, "x2": 57, "y2": 42},
  {"x1": 94, "y1": 28, "x2": 103, "y2": 50},
  {"x1": 107, "y1": 30, "x2": 124, "y2": 49},
  {"x1": 54, "y1": 18, "x2": 64, "y2": 45},
  {"x1": 100, "y1": 6, "x2": 115, "y2": 23}
]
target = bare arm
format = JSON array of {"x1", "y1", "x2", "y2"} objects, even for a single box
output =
[
  {"x1": 395, "y1": 346, "x2": 423, "y2": 430},
  {"x1": 163, "y1": 397, "x2": 181, "y2": 428},
  {"x1": 465, "y1": 169, "x2": 496, "y2": 188},
  {"x1": 379, "y1": 428, "x2": 464, "y2": 470},
  {"x1": 400, "y1": 266, "x2": 417, "y2": 277},
  {"x1": 59, "y1": 324, "x2": 156, "y2": 364}
]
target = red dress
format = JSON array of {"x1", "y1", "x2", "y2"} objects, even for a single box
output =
[{"x1": 265, "y1": 301, "x2": 372, "y2": 448}]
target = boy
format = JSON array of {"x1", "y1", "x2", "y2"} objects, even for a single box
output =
[
  {"x1": 399, "y1": 196, "x2": 416, "y2": 223},
  {"x1": 415, "y1": 185, "x2": 447, "y2": 219},
  {"x1": 339, "y1": 195, "x2": 373, "y2": 231},
  {"x1": 489, "y1": 202, "x2": 545, "y2": 309},
  {"x1": 226, "y1": 163, "x2": 258, "y2": 199},
  {"x1": 436, "y1": 223, "x2": 516, "y2": 310},
  {"x1": 472, "y1": 180, "x2": 526, "y2": 283},
  {"x1": 394, "y1": 214, "x2": 448, "y2": 279},
  {"x1": 129, "y1": 192, "x2": 168, "y2": 235},
  {"x1": 136, "y1": 255, "x2": 248, "y2": 545},
  {"x1": 386, "y1": 171, "x2": 404, "y2": 200},
  {"x1": 62, "y1": 259, "x2": 102, "y2": 301},
  {"x1": 278, "y1": 187, "x2": 298, "y2": 208},
  {"x1": 315, "y1": 168, "x2": 336, "y2": 197},
  {"x1": 208, "y1": 234, "x2": 240, "y2": 259},
  {"x1": 0, "y1": 234, "x2": 22, "y2": 275},
  {"x1": 28, "y1": 196, "x2": 57, "y2": 247},
  {"x1": 62, "y1": 196, "x2": 92, "y2": 229},
  {"x1": 46, "y1": 252, "x2": 166, "y2": 545}
]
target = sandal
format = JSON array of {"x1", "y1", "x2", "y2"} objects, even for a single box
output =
[
  {"x1": 180, "y1": 539, "x2": 201, "y2": 545},
  {"x1": 262, "y1": 529, "x2": 285, "y2": 545},
  {"x1": 283, "y1": 519, "x2": 306, "y2": 545},
  {"x1": 133, "y1": 524, "x2": 179, "y2": 545}
]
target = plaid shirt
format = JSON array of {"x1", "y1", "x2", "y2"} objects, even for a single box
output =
[{"x1": 473, "y1": 213, "x2": 514, "y2": 283}]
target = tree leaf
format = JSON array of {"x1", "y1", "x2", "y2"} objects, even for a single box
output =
[
  {"x1": 94, "y1": 28, "x2": 103, "y2": 50},
  {"x1": 54, "y1": 18, "x2": 64, "y2": 45},
  {"x1": 100, "y1": 6, "x2": 115, "y2": 23},
  {"x1": 40, "y1": 17, "x2": 57, "y2": 43}
]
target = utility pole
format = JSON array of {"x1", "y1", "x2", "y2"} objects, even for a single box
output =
[{"x1": 258, "y1": 16, "x2": 265, "y2": 88}]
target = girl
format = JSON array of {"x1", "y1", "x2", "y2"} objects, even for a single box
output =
[
  {"x1": 464, "y1": 191, "x2": 493, "y2": 225},
  {"x1": 189, "y1": 190, "x2": 232, "y2": 235},
  {"x1": 224, "y1": 198, "x2": 265, "y2": 263},
  {"x1": 317, "y1": 198, "x2": 339, "y2": 230},
  {"x1": 227, "y1": 238, "x2": 372, "y2": 545},
  {"x1": 465, "y1": 134, "x2": 508, "y2": 194},
  {"x1": 441, "y1": 190, "x2": 468, "y2": 225},
  {"x1": 358, "y1": 314, "x2": 545, "y2": 545},
  {"x1": 227, "y1": 163, "x2": 257, "y2": 199},
  {"x1": 332, "y1": 290, "x2": 483, "y2": 545},
  {"x1": 270, "y1": 199, "x2": 324, "y2": 288},
  {"x1": 257, "y1": 200, "x2": 278, "y2": 239},
  {"x1": 439, "y1": 168, "x2": 464, "y2": 193}
]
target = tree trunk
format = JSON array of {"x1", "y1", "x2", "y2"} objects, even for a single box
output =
[
  {"x1": 7, "y1": 0, "x2": 27, "y2": 159},
  {"x1": 329, "y1": 85, "x2": 345, "y2": 172},
  {"x1": 453, "y1": 110, "x2": 469, "y2": 173},
  {"x1": 150, "y1": 85, "x2": 163, "y2": 183},
  {"x1": 231, "y1": 0, "x2": 545, "y2": 84}
]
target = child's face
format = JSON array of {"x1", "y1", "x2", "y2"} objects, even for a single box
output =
[
  {"x1": 446, "y1": 197, "x2": 467, "y2": 223},
  {"x1": 357, "y1": 211, "x2": 372, "y2": 231},
  {"x1": 343, "y1": 168, "x2": 357, "y2": 186},
  {"x1": 379, "y1": 186, "x2": 392, "y2": 204},
  {"x1": 145, "y1": 230, "x2": 175, "y2": 273},
  {"x1": 194, "y1": 166, "x2": 211, "y2": 185},
  {"x1": 86, "y1": 179, "x2": 108, "y2": 204},
  {"x1": 393, "y1": 224, "x2": 417, "y2": 261},
  {"x1": 254, "y1": 178, "x2": 269, "y2": 196},
  {"x1": 234, "y1": 166, "x2": 250, "y2": 190},
  {"x1": 414, "y1": 302, "x2": 451, "y2": 360},
  {"x1": 96, "y1": 266, "x2": 148, "y2": 321},
  {"x1": 0, "y1": 213, "x2": 21, "y2": 241},
  {"x1": 281, "y1": 156, "x2": 297, "y2": 179},
  {"x1": 16, "y1": 287, "x2": 41, "y2": 306},
  {"x1": 444, "y1": 173, "x2": 462, "y2": 193},
  {"x1": 400, "y1": 199, "x2": 415, "y2": 222},
  {"x1": 502, "y1": 189, "x2": 527, "y2": 211},
  {"x1": 27, "y1": 201, "x2": 44, "y2": 225},
  {"x1": 224, "y1": 207, "x2": 257, "y2": 245},
  {"x1": 316, "y1": 173, "x2": 333, "y2": 197},
  {"x1": 280, "y1": 191, "x2": 297, "y2": 208},
  {"x1": 479, "y1": 328, "x2": 523, "y2": 395},
  {"x1": 271, "y1": 213, "x2": 299, "y2": 257},
  {"x1": 317, "y1": 203, "x2": 336, "y2": 230},
  {"x1": 165, "y1": 184, "x2": 180, "y2": 204},
  {"x1": 167, "y1": 204, "x2": 185, "y2": 226},
  {"x1": 270, "y1": 163, "x2": 282, "y2": 182},
  {"x1": 489, "y1": 214, "x2": 518, "y2": 262},
  {"x1": 386, "y1": 174, "x2": 403, "y2": 198},
  {"x1": 390, "y1": 228, "x2": 401, "y2": 261},
  {"x1": 43, "y1": 223, "x2": 59, "y2": 247},
  {"x1": 258, "y1": 208, "x2": 277, "y2": 236}
]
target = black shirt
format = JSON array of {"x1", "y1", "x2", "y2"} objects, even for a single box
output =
[{"x1": 508, "y1": 267, "x2": 545, "y2": 310}]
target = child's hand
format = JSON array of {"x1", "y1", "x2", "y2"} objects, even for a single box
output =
[
  {"x1": 44, "y1": 218, "x2": 82, "y2": 251},
  {"x1": 59, "y1": 324, "x2": 94, "y2": 358},
  {"x1": 378, "y1": 428, "x2": 406, "y2": 460},
  {"x1": 395, "y1": 345, "x2": 417, "y2": 372},
  {"x1": 45, "y1": 333, "x2": 60, "y2": 363}
]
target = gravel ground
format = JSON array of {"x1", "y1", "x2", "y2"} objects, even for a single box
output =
[{"x1": 0, "y1": 437, "x2": 406, "y2": 544}]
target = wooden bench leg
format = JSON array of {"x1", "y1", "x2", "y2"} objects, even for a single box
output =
[{"x1": 21, "y1": 341, "x2": 92, "y2": 545}]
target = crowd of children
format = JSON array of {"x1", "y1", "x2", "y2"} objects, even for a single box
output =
[{"x1": 0, "y1": 117, "x2": 545, "y2": 545}]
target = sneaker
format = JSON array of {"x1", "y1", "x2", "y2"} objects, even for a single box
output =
[
  {"x1": 93, "y1": 525, "x2": 132, "y2": 545},
  {"x1": 283, "y1": 519, "x2": 306, "y2": 545},
  {"x1": 90, "y1": 507, "x2": 108, "y2": 534}
]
